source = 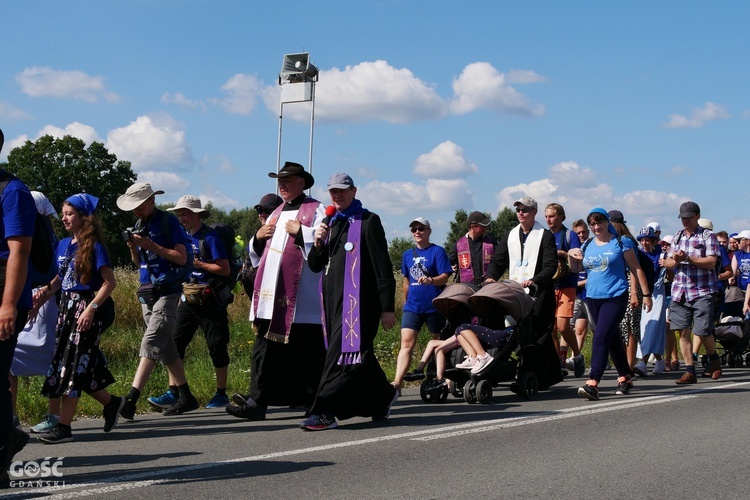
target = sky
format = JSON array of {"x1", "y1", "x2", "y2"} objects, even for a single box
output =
[{"x1": 2, "y1": 1, "x2": 749, "y2": 245}]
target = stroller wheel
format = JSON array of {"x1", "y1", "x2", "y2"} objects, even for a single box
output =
[
  {"x1": 463, "y1": 380, "x2": 477, "y2": 404},
  {"x1": 728, "y1": 355, "x2": 736, "y2": 368},
  {"x1": 737, "y1": 355, "x2": 744, "y2": 367},
  {"x1": 517, "y1": 372, "x2": 539, "y2": 401},
  {"x1": 437, "y1": 385, "x2": 449, "y2": 403},
  {"x1": 746, "y1": 353, "x2": 750, "y2": 366},
  {"x1": 419, "y1": 379, "x2": 434, "y2": 403},
  {"x1": 476, "y1": 379, "x2": 492, "y2": 404},
  {"x1": 700, "y1": 355, "x2": 708, "y2": 367},
  {"x1": 448, "y1": 379, "x2": 463, "y2": 398}
]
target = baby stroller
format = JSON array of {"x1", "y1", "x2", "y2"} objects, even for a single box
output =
[
  {"x1": 419, "y1": 282, "x2": 478, "y2": 403},
  {"x1": 703, "y1": 316, "x2": 750, "y2": 368}
]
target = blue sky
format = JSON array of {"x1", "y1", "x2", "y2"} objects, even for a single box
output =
[{"x1": 2, "y1": 1, "x2": 749, "y2": 245}]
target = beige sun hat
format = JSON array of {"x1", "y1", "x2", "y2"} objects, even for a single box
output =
[
  {"x1": 116, "y1": 182, "x2": 165, "y2": 211},
  {"x1": 167, "y1": 195, "x2": 208, "y2": 214}
]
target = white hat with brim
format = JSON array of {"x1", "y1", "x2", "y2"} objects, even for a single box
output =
[
  {"x1": 116, "y1": 182, "x2": 165, "y2": 211},
  {"x1": 167, "y1": 194, "x2": 208, "y2": 214},
  {"x1": 31, "y1": 191, "x2": 58, "y2": 219}
]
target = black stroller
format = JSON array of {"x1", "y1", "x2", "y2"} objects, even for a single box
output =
[
  {"x1": 703, "y1": 315, "x2": 750, "y2": 368},
  {"x1": 420, "y1": 281, "x2": 546, "y2": 404}
]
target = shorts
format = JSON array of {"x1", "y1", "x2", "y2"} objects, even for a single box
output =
[
  {"x1": 401, "y1": 311, "x2": 445, "y2": 334},
  {"x1": 555, "y1": 287, "x2": 576, "y2": 319},
  {"x1": 669, "y1": 295, "x2": 714, "y2": 336},
  {"x1": 139, "y1": 293, "x2": 180, "y2": 363},
  {"x1": 570, "y1": 297, "x2": 588, "y2": 327}
]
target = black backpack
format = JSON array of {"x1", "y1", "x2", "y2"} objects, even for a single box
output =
[
  {"x1": 0, "y1": 172, "x2": 56, "y2": 283},
  {"x1": 197, "y1": 223, "x2": 242, "y2": 301}
]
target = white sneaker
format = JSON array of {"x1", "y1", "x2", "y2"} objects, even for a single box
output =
[
  {"x1": 634, "y1": 361, "x2": 648, "y2": 377},
  {"x1": 471, "y1": 354, "x2": 493, "y2": 374},
  {"x1": 652, "y1": 359, "x2": 666, "y2": 374},
  {"x1": 565, "y1": 356, "x2": 575, "y2": 371},
  {"x1": 455, "y1": 355, "x2": 476, "y2": 370}
]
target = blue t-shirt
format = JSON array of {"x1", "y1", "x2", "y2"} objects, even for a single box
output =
[
  {"x1": 137, "y1": 210, "x2": 191, "y2": 284},
  {"x1": 189, "y1": 225, "x2": 228, "y2": 284},
  {"x1": 582, "y1": 236, "x2": 636, "y2": 299},
  {"x1": 552, "y1": 227, "x2": 581, "y2": 289},
  {"x1": 576, "y1": 270, "x2": 588, "y2": 300},
  {"x1": 56, "y1": 238, "x2": 111, "y2": 292},
  {"x1": 735, "y1": 249, "x2": 750, "y2": 291},
  {"x1": 401, "y1": 244, "x2": 453, "y2": 314},
  {"x1": 0, "y1": 173, "x2": 36, "y2": 309}
]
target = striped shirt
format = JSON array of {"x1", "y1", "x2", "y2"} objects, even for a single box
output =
[{"x1": 669, "y1": 228, "x2": 719, "y2": 302}]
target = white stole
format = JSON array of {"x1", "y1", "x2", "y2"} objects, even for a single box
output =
[{"x1": 508, "y1": 221, "x2": 545, "y2": 283}]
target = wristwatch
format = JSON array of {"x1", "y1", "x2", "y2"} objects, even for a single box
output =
[{"x1": 91, "y1": 302, "x2": 99, "y2": 310}]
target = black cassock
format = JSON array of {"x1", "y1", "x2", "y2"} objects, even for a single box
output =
[{"x1": 308, "y1": 210, "x2": 397, "y2": 420}]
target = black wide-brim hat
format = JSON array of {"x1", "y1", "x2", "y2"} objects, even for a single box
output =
[{"x1": 268, "y1": 161, "x2": 314, "y2": 189}]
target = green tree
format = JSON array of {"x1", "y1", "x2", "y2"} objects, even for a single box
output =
[
  {"x1": 388, "y1": 236, "x2": 413, "y2": 274},
  {"x1": 2, "y1": 135, "x2": 137, "y2": 266},
  {"x1": 491, "y1": 207, "x2": 518, "y2": 241}
]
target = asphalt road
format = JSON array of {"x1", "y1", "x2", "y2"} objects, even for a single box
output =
[{"x1": 5, "y1": 367, "x2": 750, "y2": 499}]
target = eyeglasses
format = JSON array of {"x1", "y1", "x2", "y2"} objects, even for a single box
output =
[
  {"x1": 256, "y1": 208, "x2": 271, "y2": 215},
  {"x1": 516, "y1": 207, "x2": 533, "y2": 214},
  {"x1": 411, "y1": 226, "x2": 427, "y2": 233},
  {"x1": 589, "y1": 221, "x2": 607, "y2": 228}
]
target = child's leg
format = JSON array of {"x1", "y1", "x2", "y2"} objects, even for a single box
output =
[
  {"x1": 458, "y1": 329, "x2": 486, "y2": 357},
  {"x1": 456, "y1": 334, "x2": 478, "y2": 357},
  {"x1": 416, "y1": 339, "x2": 442, "y2": 369}
]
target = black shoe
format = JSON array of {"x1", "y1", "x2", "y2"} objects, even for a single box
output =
[
  {"x1": 231, "y1": 392, "x2": 250, "y2": 405},
  {"x1": 103, "y1": 396, "x2": 126, "y2": 432},
  {"x1": 615, "y1": 376, "x2": 633, "y2": 396},
  {"x1": 403, "y1": 369, "x2": 426, "y2": 382},
  {"x1": 163, "y1": 396, "x2": 199, "y2": 416},
  {"x1": 372, "y1": 389, "x2": 400, "y2": 421},
  {"x1": 3, "y1": 427, "x2": 29, "y2": 468},
  {"x1": 577, "y1": 384, "x2": 599, "y2": 401},
  {"x1": 37, "y1": 424, "x2": 74, "y2": 444},
  {"x1": 120, "y1": 398, "x2": 136, "y2": 421},
  {"x1": 226, "y1": 403, "x2": 266, "y2": 421}
]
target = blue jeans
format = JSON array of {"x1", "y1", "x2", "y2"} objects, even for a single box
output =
[{"x1": 585, "y1": 294, "x2": 629, "y2": 382}]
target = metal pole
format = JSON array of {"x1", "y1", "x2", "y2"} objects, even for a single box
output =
[
  {"x1": 275, "y1": 101, "x2": 284, "y2": 194},
  {"x1": 308, "y1": 81, "x2": 316, "y2": 182}
]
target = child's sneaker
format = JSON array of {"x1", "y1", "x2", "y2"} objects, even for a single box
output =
[
  {"x1": 30, "y1": 413, "x2": 59, "y2": 434},
  {"x1": 470, "y1": 354, "x2": 493, "y2": 374},
  {"x1": 455, "y1": 355, "x2": 476, "y2": 370}
]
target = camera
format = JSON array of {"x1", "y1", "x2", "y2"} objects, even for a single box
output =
[{"x1": 122, "y1": 226, "x2": 148, "y2": 241}]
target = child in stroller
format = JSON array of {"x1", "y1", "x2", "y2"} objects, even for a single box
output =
[{"x1": 704, "y1": 315, "x2": 750, "y2": 368}]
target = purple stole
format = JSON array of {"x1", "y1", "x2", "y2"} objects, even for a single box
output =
[
  {"x1": 456, "y1": 234, "x2": 494, "y2": 283},
  {"x1": 320, "y1": 214, "x2": 363, "y2": 365},
  {"x1": 252, "y1": 197, "x2": 318, "y2": 344}
]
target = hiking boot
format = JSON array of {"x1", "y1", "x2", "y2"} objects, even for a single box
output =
[
  {"x1": 37, "y1": 425, "x2": 74, "y2": 444},
  {"x1": 163, "y1": 396, "x2": 199, "y2": 416},
  {"x1": 675, "y1": 372, "x2": 697, "y2": 385},
  {"x1": 30, "y1": 413, "x2": 59, "y2": 434},
  {"x1": 231, "y1": 392, "x2": 250, "y2": 405},
  {"x1": 147, "y1": 390, "x2": 177, "y2": 410},
  {"x1": 301, "y1": 414, "x2": 337, "y2": 431},
  {"x1": 455, "y1": 355, "x2": 476, "y2": 370},
  {"x1": 577, "y1": 384, "x2": 599, "y2": 401},
  {"x1": 471, "y1": 354, "x2": 493, "y2": 374},
  {"x1": 120, "y1": 398, "x2": 136, "y2": 421},
  {"x1": 205, "y1": 392, "x2": 230, "y2": 408},
  {"x1": 703, "y1": 358, "x2": 722, "y2": 379},
  {"x1": 615, "y1": 376, "x2": 633, "y2": 395},
  {"x1": 372, "y1": 389, "x2": 400, "y2": 421},
  {"x1": 573, "y1": 354, "x2": 586, "y2": 378},
  {"x1": 226, "y1": 403, "x2": 266, "y2": 421},
  {"x1": 633, "y1": 361, "x2": 648, "y2": 377},
  {"x1": 403, "y1": 368, "x2": 426, "y2": 381},
  {"x1": 103, "y1": 396, "x2": 125, "y2": 432}
]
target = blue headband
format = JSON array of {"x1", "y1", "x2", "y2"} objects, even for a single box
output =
[
  {"x1": 65, "y1": 193, "x2": 99, "y2": 216},
  {"x1": 588, "y1": 207, "x2": 617, "y2": 236}
]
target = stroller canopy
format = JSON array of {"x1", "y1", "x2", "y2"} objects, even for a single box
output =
[
  {"x1": 468, "y1": 280, "x2": 535, "y2": 323},
  {"x1": 432, "y1": 283, "x2": 479, "y2": 325}
]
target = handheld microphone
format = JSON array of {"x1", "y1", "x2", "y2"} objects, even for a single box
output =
[{"x1": 318, "y1": 205, "x2": 337, "y2": 245}]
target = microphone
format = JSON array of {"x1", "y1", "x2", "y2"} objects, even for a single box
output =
[{"x1": 318, "y1": 205, "x2": 336, "y2": 245}]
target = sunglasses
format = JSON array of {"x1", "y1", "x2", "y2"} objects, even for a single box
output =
[
  {"x1": 256, "y1": 208, "x2": 271, "y2": 215},
  {"x1": 411, "y1": 226, "x2": 427, "y2": 233},
  {"x1": 515, "y1": 207, "x2": 533, "y2": 213}
]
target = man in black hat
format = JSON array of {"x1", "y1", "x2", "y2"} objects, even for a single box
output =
[
  {"x1": 448, "y1": 211, "x2": 497, "y2": 286},
  {"x1": 663, "y1": 200, "x2": 723, "y2": 384},
  {"x1": 227, "y1": 162, "x2": 326, "y2": 421}
]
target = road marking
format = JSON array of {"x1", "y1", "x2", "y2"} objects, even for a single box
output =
[{"x1": 13, "y1": 380, "x2": 750, "y2": 498}]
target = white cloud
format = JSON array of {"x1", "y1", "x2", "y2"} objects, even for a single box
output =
[
  {"x1": 413, "y1": 141, "x2": 478, "y2": 178},
  {"x1": 199, "y1": 187, "x2": 240, "y2": 210},
  {"x1": 0, "y1": 101, "x2": 32, "y2": 120},
  {"x1": 664, "y1": 101, "x2": 730, "y2": 128},
  {"x1": 209, "y1": 74, "x2": 265, "y2": 115},
  {"x1": 161, "y1": 92, "x2": 206, "y2": 110},
  {"x1": 137, "y1": 171, "x2": 190, "y2": 196},
  {"x1": 449, "y1": 62, "x2": 544, "y2": 116},
  {"x1": 106, "y1": 114, "x2": 192, "y2": 171},
  {"x1": 16, "y1": 66, "x2": 120, "y2": 102},
  {"x1": 37, "y1": 122, "x2": 102, "y2": 144},
  {"x1": 361, "y1": 178, "x2": 473, "y2": 216},
  {"x1": 280, "y1": 60, "x2": 447, "y2": 124}
]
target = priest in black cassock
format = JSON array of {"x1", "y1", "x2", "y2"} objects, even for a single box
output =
[{"x1": 299, "y1": 173, "x2": 398, "y2": 431}]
